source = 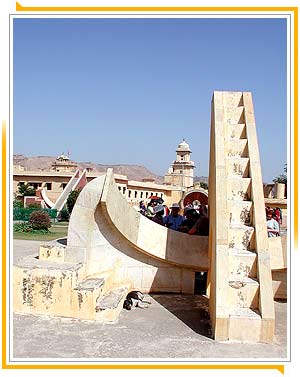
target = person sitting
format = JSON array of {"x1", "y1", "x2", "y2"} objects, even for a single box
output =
[
  {"x1": 188, "y1": 205, "x2": 209, "y2": 236},
  {"x1": 266, "y1": 210, "x2": 280, "y2": 237},
  {"x1": 163, "y1": 203, "x2": 184, "y2": 231},
  {"x1": 152, "y1": 204, "x2": 165, "y2": 226},
  {"x1": 178, "y1": 207, "x2": 199, "y2": 233}
]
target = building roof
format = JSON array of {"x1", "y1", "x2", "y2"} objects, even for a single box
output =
[{"x1": 176, "y1": 138, "x2": 191, "y2": 152}]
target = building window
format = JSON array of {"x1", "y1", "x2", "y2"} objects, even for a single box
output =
[
  {"x1": 29, "y1": 182, "x2": 39, "y2": 189},
  {"x1": 151, "y1": 192, "x2": 153, "y2": 196},
  {"x1": 134, "y1": 191, "x2": 137, "y2": 198},
  {"x1": 128, "y1": 190, "x2": 131, "y2": 198},
  {"x1": 140, "y1": 192, "x2": 143, "y2": 198},
  {"x1": 160, "y1": 193, "x2": 163, "y2": 198},
  {"x1": 123, "y1": 187, "x2": 126, "y2": 195},
  {"x1": 156, "y1": 193, "x2": 158, "y2": 196},
  {"x1": 62, "y1": 183, "x2": 67, "y2": 189},
  {"x1": 118, "y1": 186, "x2": 121, "y2": 191},
  {"x1": 46, "y1": 183, "x2": 52, "y2": 190},
  {"x1": 146, "y1": 192, "x2": 148, "y2": 198}
]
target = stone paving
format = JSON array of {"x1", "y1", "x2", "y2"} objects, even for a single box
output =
[{"x1": 12, "y1": 240, "x2": 288, "y2": 360}]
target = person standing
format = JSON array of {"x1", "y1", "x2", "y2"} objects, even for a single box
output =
[
  {"x1": 146, "y1": 201, "x2": 156, "y2": 219},
  {"x1": 266, "y1": 210, "x2": 280, "y2": 237},
  {"x1": 152, "y1": 204, "x2": 165, "y2": 226},
  {"x1": 188, "y1": 205, "x2": 209, "y2": 236},
  {"x1": 139, "y1": 201, "x2": 147, "y2": 216},
  {"x1": 178, "y1": 207, "x2": 199, "y2": 233},
  {"x1": 163, "y1": 203, "x2": 184, "y2": 231}
]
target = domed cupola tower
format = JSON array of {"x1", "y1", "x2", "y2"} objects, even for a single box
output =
[{"x1": 164, "y1": 138, "x2": 195, "y2": 189}]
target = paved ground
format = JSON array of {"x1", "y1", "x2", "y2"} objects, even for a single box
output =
[{"x1": 12, "y1": 240, "x2": 288, "y2": 360}]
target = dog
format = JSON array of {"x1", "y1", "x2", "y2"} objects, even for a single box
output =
[{"x1": 123, "y1": 290, "x2": 151, "y2": 310}]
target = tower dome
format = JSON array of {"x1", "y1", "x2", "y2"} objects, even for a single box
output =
[{"x1": 176, "y1": 138, "x2": 191, "y2": 152}]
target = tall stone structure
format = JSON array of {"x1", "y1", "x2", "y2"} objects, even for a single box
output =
[
  {"x1": 164, "y1": 139, "x2": 195, "y2": 189},
  {"x1": 208, "y1": 91, "x2": 275, "y2": 342}
]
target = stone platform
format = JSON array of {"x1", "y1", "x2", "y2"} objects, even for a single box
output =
[{"x1": 13, "y1": 295, "x2": 287, "y2": 359}]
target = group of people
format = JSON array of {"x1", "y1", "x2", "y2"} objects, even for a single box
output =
[
  {"x1": 141, "y1": 201, "x2": 283, "y2": 239},
  {"x1": 266, "y1": 206, "x2": 282, "y2": 237},
  {"x1": 139, "y1": 200, "x2": 209, "y2": 236}
]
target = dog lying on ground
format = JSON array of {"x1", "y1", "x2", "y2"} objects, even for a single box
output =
[{"x1": 123, "y1": 290, "x2": 151, "y2": 310}]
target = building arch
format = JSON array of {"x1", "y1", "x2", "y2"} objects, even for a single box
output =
[{"x1": 182, "y1": 189, "x2": 208, "y2": 207}]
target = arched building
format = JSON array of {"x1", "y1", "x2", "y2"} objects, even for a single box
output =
[{"x1": 182, "y1": 188, "x2": 208, "y2": 207}]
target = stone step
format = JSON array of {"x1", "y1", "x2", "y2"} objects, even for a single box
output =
[
  {"x1": 14, "y1": 254, "x2": 85, "y2": 317},
  {"x1": 228, "y1": 225, "x2": 255, "y2": 251},
  {"x1": 227, "y1": 200, "x2": 253, "y2": 226},
  {"x1": 95, "y1": 286, "x2": 129, "y2": 323},
  {"x1": 223, "y1": 92, "x2": 244, "y2": 108},
  {"x1": 226, "y1": 139, "x2": 248, "y2": 158},
  {"x1": 227, "y1": 123, "x2": 247, "y2": 140},
  {"x1": 228, "y1": 308, "x2": 262, "y2": 342},
  {"x1": 39, "y1": 242, "x2": 66, "y2": 262},
  {"x1": 227, "y1": 276, "x2": 259, "y2": 310},
  {"x1": 71, "y1": 268, "x2": 120, "y2": 320},
  {"x1": 226, "y1": 157, "x2": 249, "y2": 178},
  {"x1": 225, "y1": 106, "x2": 245, "y2": 125},
  {"x1": 14, "y1": 253, "x2": 83, "y2": 274},
  {"x1": 229, "y1": 249, "x2": 257, "y2": 279},
  {"x1": 87, "y1": 270, "x2": 115, "y2": 296},
  {"x1": 227, "y1": 177, "x2": 251, "y2": 201},
  {"x1": 72, "y1": 277, "x2": 106, "y2": 320}
]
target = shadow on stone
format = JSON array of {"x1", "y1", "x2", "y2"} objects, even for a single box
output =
[
  {"x1": 57, "y1": 237, "x2": 67, "y2": 245},
  {"x1": 150, "y1": 293, "x2": 213, "y2": 339}
]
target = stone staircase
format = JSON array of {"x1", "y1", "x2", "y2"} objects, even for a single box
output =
[
  {"x1": 209, "y1": 91, "x2": 275, "y2": 342},
  {"x1": 13, "y1": 242, "x2": 130, "y2": 322}
]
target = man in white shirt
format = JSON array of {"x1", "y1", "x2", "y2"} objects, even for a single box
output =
[{"x1": 266, "y1": 211, "x2": 280, "y2": 237}]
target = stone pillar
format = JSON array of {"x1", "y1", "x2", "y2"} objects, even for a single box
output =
[{"x1": 275, "y1": 183, "x2": 285, "y2": 199}]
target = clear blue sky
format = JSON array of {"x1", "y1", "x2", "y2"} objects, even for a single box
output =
[{"x1": 13, "y1": 17, "x2": 287, "y2": 182}]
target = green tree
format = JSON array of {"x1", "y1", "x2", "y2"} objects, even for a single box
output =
[
  {"x1": 17, "y1": 183, "x2": 36, "y2": 197},
  {"x1": 273, "y1": 164, "x2": 287, "y2": 185},
  {"x1": 66, "y1": 189, "x2": 81, "y2": 215},
  {"x1": 200, "y1": 182, "x2": 208, "y2": 190}
]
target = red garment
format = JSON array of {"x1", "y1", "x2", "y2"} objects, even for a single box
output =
[{"x1": 274, "y1": 208, "x2": 280, "y2": 222}]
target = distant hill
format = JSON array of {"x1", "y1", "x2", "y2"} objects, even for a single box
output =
[
  {"x1": 13, "y1": 154, "x2": 164, "y2": 184},
  {"x1": 13, "y1": 155, "x2": 209, "y2": 185},
  {"x1": 194, "y1": 176, "x2": 209, "y2": 184}
]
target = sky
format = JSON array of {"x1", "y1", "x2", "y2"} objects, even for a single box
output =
[{"x1": 13, "y1": 17, "x2": 287, "y2": 182}]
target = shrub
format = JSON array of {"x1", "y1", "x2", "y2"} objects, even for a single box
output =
[
  {"x1": 13, "y1": 199, "x2": 23, "y2": 209},
  {"x1": 29, "y1": 210, "x2": 51, "y2": 231},
  {"x1": 27, "y1": 203, "x2": 41, "y2": 209},
  {"x1": 59, "y1": 208, "x2": 70, "y2": 221},
  {"x1": 13, "y1": 222, "x2": 33, "y2": 233}
]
